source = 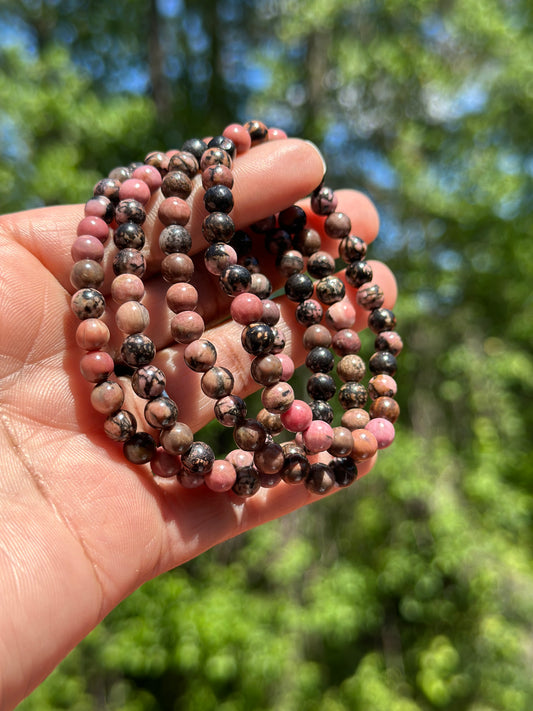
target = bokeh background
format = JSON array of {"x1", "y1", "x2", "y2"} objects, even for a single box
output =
[{"x1": 2, "y1": 0, "x2": 532, "y2": 708}]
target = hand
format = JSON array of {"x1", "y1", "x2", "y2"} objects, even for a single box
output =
[{"x1": 0, "y1": 138, "x2": 396, "y2": 709}]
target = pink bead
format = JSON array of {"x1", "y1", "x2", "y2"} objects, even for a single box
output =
[
  {"x1": 170, "y1": 311, "x2": 205, "y2": 343},
  {"x1": 71, "y1": 235, "x2": 105, "y2": 262},
  {"x1": 267, "y1": 127, "x2": 288, "y2": 140},
  {"x1": 158, "y1": 197, "x2": 191, "y2": 226},
  {"x1": 204, "y1": 459, "x2": 237, "y2": 492},
  {"x1": 226, "y1": 449, "x2": 253, "y2": 468},
  {"x1": 84, "y1": 195, "x2": 112, "y2": 221},
  {"x1": 326, "y1": 299, "x2": 356, "y2": 330},
  {"x1": 90, "y1": 381, "x2": 124, "y2": 414},
  {"x1": 222, "y1": 123, "x2": 252, "y2": 154},
  {"x1": 115, "y1": 301, "x2": 150, "y2": 334},
  {"x1": 132, "y1": 164, "x2": 163, "y2": 192},
  {"x1": 166, "y1": 283, "x2": 199, "y2": 313},
  {"x1": 76, "y1": 319, "x2": 110, "y2": 350},
  {"x1": 79, "y1": 350, "x2": 114, "y2": 383},
  {"x1": 151, "y1": 448, "x2": 182, "y2": 478},
  {"x1": 77, "y1": 216, "x2": 109, "y2": 243},
  {"x1": 280, "y1": 400, "x2": 313, "y2": 433},
  {"x1": 119, "y1": 178, "x2": 151, "y2": 205},
  {"x1": 230, "y1": 293, "x2": 264, "y2": 325},
  {"x1": 276, "y1": 353, "x2": 295, "y2": 382},
  {"x1": 365, "y1": 418, "x2": 395, "y2": 449},
  {"x1": 302, "y1": 420, "x2": 334, "y2": 454},
  {"x1": 111, "y1": 274, "x2": 145, "y2": 304}
]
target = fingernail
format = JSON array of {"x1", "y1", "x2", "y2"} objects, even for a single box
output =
[{"x1": 304, "y1": 140, "x2": 327, "y2": 177}]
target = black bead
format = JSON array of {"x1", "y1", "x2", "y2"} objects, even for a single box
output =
[
  {"x1": 369, "y1": 351, "x2": 398, "y2": 376},
  {"x1": 202, "y1": 212, "x2": 235, "y2": 244},
  {"x1": 116, "y1": 199, "x2": 145, "y2": 225},
  {"x1": 265, "y1": 229, "x2": 292, "y2": 255},
  {"x1": 114, "y1": 222, "x2": 145, "y2": 250},
  {"x1": 182, "y1": 441, "x2": 215, "y2": 475},
  {"x1": 159, "y1": 224, "x2": 192, "y2": 254},
  {"x1": 120, "y1": 334, "x2": 155, "y2": 367},
  {"x1": 338, "y1": 382, "x2": 368, "y2": 410},
  {"x1": 307, "y1": 373, "x2": 336, "y2": 401},
  {"x1": 232, "y1": 465, "x2": 261, "y2": 497},
  {"x1": 310, "y1": 399, "x2": 334, "y2": 423},
  {"x1": 316, "y1": 276, "x2": 346, "y2": 305},
  {"x1": 278, "y1": 205, "x2": 307, "y2": 233},
  {"x1": 239, "y1": 255, "x2": 260, "y2": 273},
  {"x1": 219, "y1": 264, "x2": 252, "y2": 296},
  {"x1": 330, "y1": 457, "x2": 358, "y2": 487},
  {"x1": 295, "y1": 299, "x2": 323, "y2": 326},
  {"x1": 305, "y1": 346, "x2": 335, "y2": 373},
  {"x1": 208, "y1": 135, "x2": 236, "y2": 159},
  {"x1": 339, "y1": 235, "x2": 367, "y2": 264},
  {"x1": 281, "y1": 443, "x2": 310, "y2": 484},
  {"x1": 181, "y1": 137, "x2": 208, "y2": 161},
  {"x1": 241, "y1": 322, "x2": 275, "y2": 355},
  {"x1": 204, "y1": 185, "x2": 234, "y2": 214},
  {"x1": 285, "y1": 272, "x2": 314, "y2": 302},
  {"x1": 305, "y1": 462, "x2": 335, "y2": 495},
  {"x1": 368, "y1": 308, "x2": 397, "y2": 334},
  {"x1": 270, "y1": 327, "x2": 285, "y2": 354},
  {"x1": 112, "y1": 248, "x2": 146, "y2": 277},
  {"x1": 345, "y1": 260, "x2": 373, "y2": 288},
  {"x1": 311, "y1": 185, "x2": 337, "y2": 216},
  {"x1": 250, "y1": 214, "x2": 277, "y2": 233},
  {"x1": 230, "y1": 230, "x2": 253, "y2": 256},
  {"x1": 307, "y1": 251, "x2": 335, "y2": 279},
  {"x1": 123, "y1": 432, "x2": 156, "y2": 464}
]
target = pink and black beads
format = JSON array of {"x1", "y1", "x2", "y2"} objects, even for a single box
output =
[{"x1": 69, "y1": 120, "x2": 402, "y2": 498}]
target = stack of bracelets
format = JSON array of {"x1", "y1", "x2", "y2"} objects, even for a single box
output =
[{"x1": 69, "y1": 120, "x2": 401, "y2": 498}]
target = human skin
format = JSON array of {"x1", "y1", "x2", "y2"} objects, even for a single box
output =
[{"x1": 0, "y1": 138, "x2": 396, "y2": 709}]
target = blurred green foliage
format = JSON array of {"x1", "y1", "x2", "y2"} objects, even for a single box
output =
[{"x1": 2, "y1": 0, "x2": 532, "y2": 708}]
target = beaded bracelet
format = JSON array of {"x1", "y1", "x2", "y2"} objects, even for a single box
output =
[{"x1": 69, "y1": 120, "x2": 401, "y2": 498}]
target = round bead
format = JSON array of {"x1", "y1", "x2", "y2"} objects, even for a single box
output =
[
  {"x1": 281, "y1": 442, "x2": 310, "y2": 484},
  {"x1": 76, "y1": 319, "x2": 110, "y2": 350},
  {"x1": 305, "y1": 346, "x2": 335, "y2": 373},
  {"x1": 84, "y1": 195, "x2": 114, "y2": 223},
  {"x1": 232, "y1": 465, "x2": 261, "y2": 497},
  {"x1": 179, "y1": 139, "x2": 207, "y2": 162},
  {"x1": 226, "y1": 449, "x2": 254, "y2": 469},
  {"x1": 327, "y1": 426, "x2": 353, "y2": 457},
  {"x1": 369, "y1": 351, "x2": 397, "y2": 376},
  {"x1": 160, "y1": 422, "x2": 194, "y2": 455},
  {"x1": 158, "y1": 197, "x2": 191, "y2": 226},
  {"x1": 305, "y1": 463, "x2": 336, "y2": 495},
  {"x1": 178, "y1": 471, "x2": 205, "y2": 489},
  {"x1": 316, "y1": 276, "x2": 345, "y2": 305},
  {"x1": 277, "y1": 353, "x2": 295, "y2": 381},
  {"x1": 267, "y1": 127, "x2": 288, "y2": 141},
  {"x1": 325, "y1": 300, "x2": 357, "y2": 330},
  {"x1": 365, "y1": 418, "x2": 395, "y2": 449},
  {"x1": 230, "y1": 293, "x2": 264, "y2": 325},
  {"x1": 332, "y1": 329, "x2": 361, "y2": 356},
  {"x1": 161, "y1": 170, "x2": 193, "y2": 199},
  {"x1": 202, "y1": 164, "x2": 234, "y2": 190},
  {"x1": 338, "y1": 381, "x2": 368, "y2": 410},
  {"x1": 345, "y1": 261, "x2": 373, "y2": 288},
  {"x1": 113, "y1": 222, "x2": 145, "y2": 250},
  {"x1": 337, "y1": 354, "x2": 366, "y2": 382},
  {"x1": 204, "y1": 185, "x2": 234, "y2": 213},
  {"x1": 151, "y1": 449, "x2": 182, "y2": 479},
  {"x1": 132, "y1": 164, "x2": 162, "y2": 192},
  {"x1": 119, "y1": 178, "x2": 151, "y2": 205},
  {"x1": 222, "y1": 123, "x2": 252, "y2": 153},
  {"x1": 257, "y1": 409, "x2": 283, "y2": 436},
  {"x1": 330, "y1": 458, "x2": 358, "y2": 487},
  {"x1": 307, "y1": 251, "x2": 335, "y2": 279},
  {"x1": 208, "y1": 135, "x2": 236, "y2": 159},
  {"x1": 183, "y1": 339, "x2": 217, "y2": 372},
  {"x1": 324, "y1": 212, "x2": 351, "y2": 239},
  {"x1": 280, "y1": 400, "x2": 313, "y2": 433},
  {"x1": 204, "y1": 242, "x2": 237, "y2": 275},
  {"x1": 71, "y1": 235, "x2": 105, "y2": 262},
  {"x1": 307, "y1": 373, "x2": 336, "y2": 401},
  {"x1": 115, "y1": 301, "x2": 150, "y2": 334},
  {"x1": 375, "y1": 331, "x2": 403, "y2": 356},
  {"x1": 265, "y1": 229, "x2": 292, "y2": 255},
  {"x1": 115, "y1": 198, "x2": 145, "y2": 225},
  {"x1": 254, "y1": 441, "x2": 284, "y2": 475},
  {"x1": 166, "y1": 283, "x2": 199, "y2": 313},
  {"x1": 251, "y1": 354, "x2": 282, "y2": 386},
  {"x1": 111, "y1": 274, "x2": 145, "y2": 304},
  {"x1": 244, "y1": 119, "x2": 268, "y2": 144},
  {"x1": 368, "y1": 374, "x2": 398, "y2": 400},
  {"x1": 77, "y1": 216, "x2": 109, "y2": 242},
  {"x1": 285, "y1": 273, "x2": 314, "y2": 302},
  {"x1": 201, "y1": 366, "x2": 234, "y2": 398},
  {"x1": 310, "y1": 399, "x2": 334, "y2": 424},
  {"x1": 170, "y1": 311, "x2": 205, "y2": 343},
  {"x1": 93, "y1": 177, "x2": 121, "y2": 203},
  {"x1": 241, "y1": 322, "x2": 275, "y2": 356},
  {"x1": 214, "y1": 395, "x2": 247, "y2": 426},
  {"x1": 292, "y1": 227, "x2": 321, "y2": 256},
  {"x1": 109, "y1": 166, "x2": 131, "y2": 182},
  {"x1": 219, "y1": 265, "x2": 252, "y2": 296},
  {"x1": 132, "y1": 366, "x2": 166, "y2": 399},
  {"x1": 168, "y1": 150, "x2": 199, "y2": 178},
  {"x1": 231, "y1": 230, "x2": 253, "y2": 254},
  {"x1": 113, "y1": 248, "x2": 145, "y2": 277},
  {"x1": 279, "y1": 205, "x2": 307, "y2": 233},
  {"x1": 303, "y1": 324, "x2": 332, "y2": 350},
  {"x1": 339, "y1": 235, "x2": 367, "y2": 263},
  {"x1": 250, "y1": 273, "x2": 272, "y2": 299},
  {"x1": 144, "y1": 150, "x2": 168, "y2": 172},
  {"x1": 182, "y1": 441, "x2": 215, "y2": 475},
  {"x1": 159, "y1": 224, "x2": 192, "y2": 255},
  {"x1": 144, "y1": 397, "x2": 179, "y2": 430},
  {"x1": 369, "y1": 396, "x2": 400, "y2": 423},
  {"x1": 350, "y1": 429, "x2": 378, "y2": 462},
  {"x1": 261, "y1": 299, "x2": 281, "y2": 325},
  {"x1": 204, "y1": 460, "x2": 237, "y2": 492},
  {"x1": 120, "y1": 334, "x2": 155, "y2": 367},
  {"x1": 71, "y1": 288, "x2": 105, "y2": 320},
  {"x1": 104, "y1": 410, "x2": 136, "y2": 442},
  {"x1": 311, "y1": 186, "x2": 338, "y2": 215},
  {"x1": 277, "y1": 250, "x2": 304, "y2": 277},
  {"x1": 200, "y1": 147, "x2": 232, "y2": 171},
  {"x1": 202, "y1": 212, "x2": 235, "y2": 244},
  {"x1": 79, "y1": 350, "x2": 114, "y2": 383},
  {"x1": 124, "y1": 432, "x2": 157, "y2": 464},
  {"x1": 302, "y1": 420, "x2": 334, "y2": 454},
  {"x1": 261, "y1": 382, "x2": 295, "y2": 414},
  {"x1": 368, "y1": 308, "x2": 397, "y2": 333},
  {"x1": 357, "y1": 284, "x2": 385, "y2": 310},
  {"x1": 295, "y1": 299, "x2": 323, "y2": 326},
  {"x1": 233, "y1": 419, "x2": 267, "y2": 451},
  {"x1": 341, "y1": 408, "x2": 370, "y2": 430},
  {"x1": 161, "y1": 253, "x2": 195, "y2": 283}
]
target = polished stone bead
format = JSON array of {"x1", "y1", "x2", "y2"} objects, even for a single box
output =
[
  {"x1": 307, "y1": 250, "x2": 336, "y2": 279},
  {"x1": 305, "y1": 346, "x2": 335, "y2": 373},
  {"x1": 261, "y1": 299, "x2": 281, "y2": 326},
  {"x1": 369, "y1": 396, "x2": 400, "y2": 424},
  {"x1": 243, "y1": 119, "x2": 268, "y2": 144},
  {"x1": 204, "y1": 184, "x2": 234, "y2": 213},
  {"x1": 219, "y1": 264, "x2": 252, "y2": 296},
  {"x1": 325, "y1": 300, "x2": 356, "y2": 330},
  {"x1": 204, "y1": 460, "x2": 237, "y2": 492},
  {"x1": 119, "y1": 178, "x2": 151, "y2": 205},
  {"x1": 80, "y1": 350, "x2": 114, "y2": 383},
  {"x1": 115, "y1": 301, "x2": 150, "y2": 334},
  {"x1": 285, "y1": 272, "x2": 314, "y2": 302},
  {"x1": 170, "y1": 311, "x2": 205, "y2": 343},
  {"x1": 338, "y1": 381, "x2": 368, "y2": 410},
  {"x1": 226, "y1": 449, "x2": 254, "y2": 469},
  {"x1": 305, "y1": 463, "x2": 335, "y2": 495},
  {"x1": 230, "y1": 293, "x2": 264, "y2": 325},
  {"x1": 357, "y1": 284, "x2": 385, "y2": 310},
  {"x1": 375, "y1": 330, "x2": 403, "y2": 356},
  {"x1": 295, "y1": 299, "x2": 323, "y2": 326},
  {"x1": 151, "y1": 449, "x2": 182, "y2": 479},
  {"x1": 265, "y1": 228, "x2": 292, "y2": 255},
  {"x1": 201, "y1": 366, "x2": 234, "y2": 398},
  {"x1": 166, "y1": 283, "x2": 199, "y2": 313},
  {"x1": 115, "y1": 198, "x2": 145, "y2": 225},
  {"x1": 270, "y1": 327, "x2": 286, "y2": 354},
  {"x1": 111, "y1": 274, "x2": 145, "y2": 304},
  {"x1": 160, "y1": 422, "x2": 194, "y2": 455},
  {"x1": 180, "y1": 138, "x2": 208, "y2": 162},
  {"x1": 311, "y1": 185, "x2": 338, "y2": 215},
  {"x1": 202, "y1": 212, "x2": 235, "y2": 244},
  {"x1": 208, "y1": 134, "x2": 236, "y2": 158},
  {"x1": 261, "y1": 381, "x2": 295, "y2": 414},
  {"x1": 144, "y1": 396, "x2": 179, "y2": 430},
  {"x1": 70, "y1": 259, "x2": 105, "y2": 290},
  {"x1": 230, "y1": 229, "x2": 253, "y2": 255},
  {"x1": 214, "y1": 394, "x2": 247, "y2": 426},
  {"x1": 257, "y1": 408, "x2": 283, "y2": 436},
  {"x1": 350, "y1": 428, "x2": 378, "y2": 462},
  {"x1": 337, "y1": 354, "x2": 366, "y2": 382},
  {"x1": 241, "y1": 322, "x2": 275, "y2": 356},
  {"x1": 345, "y1": 260, "x2": 373, "y2": 288},
  {"x1": 76, "y1": 318, "x2": 110, "y2": 350},
  {"x1": 254, "y1": 441, "x2": 284, "y2": 475},
  {"x1": 71, "y1": 288, "x2": 105, "y2": 320},
  {"x1": 292, "y1": 227, "x2": 321, "y2": 256},
  {"x1": 181, "y1": 441, "x2": 215, "y2": 475},
  {"x1": 233, "y1": 419, "x2": 267, "y2": 451},
  {"x1": 327, "y1": 426, "x2": 353, "y2": 457},
  {"x1": 223, "y1": 124, "x2": 252, "y2": 154},
  {"x1": 339, "y1": 235, "x2": 367, "y2": 263},
  {"x1": 279, "y1": 205, "x2": 306, "y2": 233},
  {"x1": 368, "y1": 374, "x2": 397, "y2": 399},
  {"x1": 341, "y1": 407, "x2": 370, "y2": 430},
  {"x1": 281, "y1": 442, "x2": 310, "y2": 484},
  {"x1": 104, "y1": 409, "x2": 136, "y2": 442},
  {"x1": 368, "y1": 308, "x2": 397, "y2": 334},
  {"x1": 250, "y1": 273, "x2": 272, "y2": 299},
  {"x1": 93, "y1": 177, "x2": 121, "y2": 203},
  {"x1": 302, "y1": 324, "x2": 332, "y2": 351},
  {"x1": 365, "y1": 418, "x2": 395, "y2": 449},
  {"x1": 200, "y1": 147, "x2": 232, "y2": 172},
  {"x1": 123, "y1": 432, "x2": 156, "y2": 464},
  {"x1": 267, "y1": 126, "x2": 288, "y2": 141},
  {"x1": 202, "y1": 164, "x2": 234, "y2": 190},
  {"x1": 369, "y1": 351, "x2": 398, "y2": 376},
  {"x1": 158, "y1": 197, "x2": 191, "y2": 226},
  {"x1": 178, "y1": 471, "x2": 205, "y2": 489},
  {"x1": 184, "y1": 338, "x2": 217, "y2": 372},
  {"x1": 330, "y1": 457, "x2": 358, "y2": 487},
  {"x1": 232, "y1": 465, "x2": 261, "y2": 497},
  {"x1": 144, "y1": 150, "x2": 169, "y2": 173},
  {"x1": 277, "y1": 249, "x2": 304, "y2": 277},
  {"x1": 324, "y1": 211, "x2": 351, "y2": 239},
  {"x1": 332, "y1": 328, "x2": 361, "y2": 356},
  {"x1": 280, "y1": 400, "x2": 313, "y2": 433},
  {"x1": 112, "y1": 248, "x2": 145, "y2": 277},
  {"x1": 302, "y1": 420, "x2": 334, "y2": 453},
  {"x1": 316, "y1": 275, "x2": 345, "y2": 305},
  {"x1": 120, "y1": 334, "x2": 155, "y2": 367},
  {"x1": 161, "y1": 170, "x2": 193, "y2": 199},
  {"x1": 310, "y1": 399, "x2": 334, "y2": 424},
  {"x1": 109, "y1": 166, "x2": 131, "y2": 183},
  {"x1": 204, "y1": 242, "x2": 237, "y2": 275},
  {"x1": 113, "y1": 222, "x2": 145, "y2": 250},
  {"x1": 307, "y1": 372, "x2": 336, "y2": 401},
  {"x1": 132, "y1": 365, "x2": 166, "y2": 399},
  {"x1": 238, "y1": 255, "x2": 260, "y2": 273},
  {"x1": 168, "y1": 150, "x2": 199, "y2": 178},
  {"x1": 132, "y1": 164, "x2": 162, "y2": 192},
  {"x1": 251, "y1": 354, "x2": 283, "y2": 386},
  {"x1": 85, "y1": 195, "x2": 115, "y2": 224},
  {"x1": 71, "y1": 235, "x2": 105, "y2": 262},
  {"x1": 161, "y1": 253, "x2": 195, "y2": 283},
  {"x1": 159, "y1": 224, "x2": 192, "y2": 255}
]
